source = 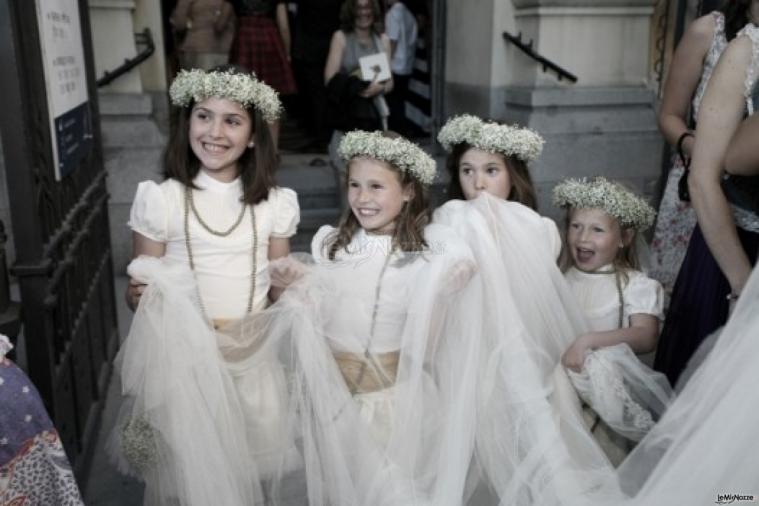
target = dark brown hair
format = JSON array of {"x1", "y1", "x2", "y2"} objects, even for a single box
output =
[
  {"x1": 339, "y1": 0, "x2": 383, "y2": 34},
  {"x1": 325, "y1": 142, "x2": 431, "y2": 260},
  {"x1": 720, "y1": 0, "x2": 752, "y2": 41},
  {"x1": 445, "y1": 142, "x2": 538, "y2": 210},
  {"x1": 163, "y1": 64, "x2": 278, "y2": 205}
]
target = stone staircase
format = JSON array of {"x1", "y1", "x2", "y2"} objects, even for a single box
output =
[
  {"x1": 100, "y1": 92, "x2": 166, "y2": 274},
  {"x1": 276, "y1": 153, "x2": 342, "y2": 253}
]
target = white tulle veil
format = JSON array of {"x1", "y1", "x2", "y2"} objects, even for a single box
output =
[
  {"x1": 260, "y1": 223, "x2": 483, "y2": 506},
  {"x1": 108, "y1": 256, "x2": 265, "y2": 506},
  {"x1": 617, "y1": 263, "x2": 759, "y2": 504},
  {"x1": 434, "y1": 194, "x2": 673, "y2": 505}
]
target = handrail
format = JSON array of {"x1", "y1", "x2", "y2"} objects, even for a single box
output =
[
  {"x1": 503, "y1": 30, "x2": 577, "y2": 83},
  {"x1": 97, "y1": 28, "x2": 155, "y2": 87}
]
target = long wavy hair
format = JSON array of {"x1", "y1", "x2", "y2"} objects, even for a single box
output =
[
  {"x1": 163, "y1": 64, "x2": 278, "y2": 205},
  {"x1": 445, "y1": 142, "x2": 538, "y2": 210}
]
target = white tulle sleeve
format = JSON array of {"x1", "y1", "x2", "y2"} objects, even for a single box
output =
[
  {"x1": 255, "y1": 223, "x2": 483, "y2": 506},
  {"x1": 128, "y1": 181, "x2": 169, "y2": 242},
  {"x1": 624, "y1": 272, "x2": 664, "y2": 321},
  {"x1": 270, "y1": 187, "x2": 300, "y2": 238},
  {"x1": 434, "y1": 194, "x2": 675, "y2": 506}
]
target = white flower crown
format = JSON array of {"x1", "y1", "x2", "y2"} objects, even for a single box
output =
[
  {"x1": 169, "y1": 69, "x2": 282, "y2": 122},
  {"x1": 552, "y1": 177, "x2": 656, "y2": 231},
  {"x1": 338, "y1": 131, "x2": 437, "y2": 185},
  {"x1": 437, "y1": 114, "x2": 545, "y2": 162}
]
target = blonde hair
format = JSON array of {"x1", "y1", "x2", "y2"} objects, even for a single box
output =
[{"x1": 559, "y1": 207, "x2": 640, "y2": 281}]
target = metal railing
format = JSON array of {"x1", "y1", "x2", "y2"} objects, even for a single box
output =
[
  {"x1": 97, "y1": 28, "x2": 155, "y2": 87},
  {"x1": 503, "y1": 30, "x2": 577, "y2": 83}
]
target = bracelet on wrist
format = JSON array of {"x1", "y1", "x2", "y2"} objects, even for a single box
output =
[{"x1": 676, "y1": 131, "x2": 694, "y2": 163}]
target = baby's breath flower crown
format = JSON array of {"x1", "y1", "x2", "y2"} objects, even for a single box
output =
[
  {"x1": 169, "y1": 68, "x2": 282, "y2": 122},
  {"x1": 552, "y1": 177, "x2": 656, "y2": 231},
  {"x1": 437, "y1": 114, "x2": 544, "y2": 162},
  {"x1": 338, "y1": 130, "x2": 437, "y2": 185}
]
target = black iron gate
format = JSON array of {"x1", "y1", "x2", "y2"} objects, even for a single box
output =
[{"x1": 0, "y1": 0, "x2": 119, "y2": 477}]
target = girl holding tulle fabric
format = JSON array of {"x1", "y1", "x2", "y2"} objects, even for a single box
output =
[
  {"x1": 267, "y1": 130, "x2": 482, "y2": 506},
  {"x1": 114, "y1": 65, "x2": 300, "y2": 506}
]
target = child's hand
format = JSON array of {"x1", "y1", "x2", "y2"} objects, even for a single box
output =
[
  {"x1": 562, "y1": 335, "x2": 593, "y2": 372},
  {"x1": 126, "y1": 277, "x2": 147, "y2": 311},
  {"x1": 269, "y1": 256, "x2": 307, "y2": 289}
]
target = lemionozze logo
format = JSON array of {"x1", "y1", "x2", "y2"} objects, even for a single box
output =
[{"x1": 715, "y1": 494, "x2": 757, "y2": 504}]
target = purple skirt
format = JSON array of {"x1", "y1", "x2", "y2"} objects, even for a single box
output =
[
  {"x1": 0, "y1": 358, "x2": 83, "y2": 504},
  {"x1": 654, "y1": 224, "x2": 759, "y2": 386}
]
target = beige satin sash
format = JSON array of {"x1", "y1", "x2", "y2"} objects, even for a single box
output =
[{"x1": 333, "y1": 350, "x2": 400, "y2": 395}]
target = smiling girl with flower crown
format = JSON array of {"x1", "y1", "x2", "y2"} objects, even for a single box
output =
[
  {"x1": 553, "y1": 176, "x2": 665, "y2": 465},
  {"x1": 266, "y1": 130, "x2": 482, "y2": 506},
  {"x1": 113, "y1": 65, "x2": 300, "y2": 506}
]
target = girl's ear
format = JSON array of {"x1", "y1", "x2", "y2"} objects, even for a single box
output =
[
  {"x1": 621, "y1": 227, "x2": 635, "y2": 247},
  {"x1": 402, "y1": 183, "x2": 415, "y2": 203}
]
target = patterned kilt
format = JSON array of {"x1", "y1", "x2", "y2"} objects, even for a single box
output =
[{"x1": 230, "y1": 15, "x2": 297, "y2": 95}]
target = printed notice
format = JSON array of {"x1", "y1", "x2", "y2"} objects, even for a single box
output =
[{"x1": 35, "y1": 0, "x2": 92, "y2": 180}]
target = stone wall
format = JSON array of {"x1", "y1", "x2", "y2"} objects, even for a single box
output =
[{"x1": 443, "y1": 0, "x2": 663, "y2": 222}]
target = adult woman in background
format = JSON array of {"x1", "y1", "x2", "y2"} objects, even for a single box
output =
[
  {"x1": 230, "y1": 0, "x2": 297, "y2": 147},
  {"x1": 170, "y1": 0, "x2": 236, "y2": 70},
  {"x1": 650, "y1": 1, "x2": 752, "y2": 306},
  {"x1": 324, "y1": 0, "x2": 393, "y2": 207},
  {"x1": 655, "y1": 12, "x2": 759, "y2": 387}
]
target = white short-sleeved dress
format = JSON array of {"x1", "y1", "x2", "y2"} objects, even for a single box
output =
[
  {"x1": 310, "y1": 225, "x2": 428, "y2": 445},
  {"x1": 565, "y1": 265, "x2": 664, "y2": 465},
  {"x1": 128, "y1": 170, "x2": 301, "y2": 475},
  {"x1": 565, "y1": 266, "x2": 664, "y2": 332}
]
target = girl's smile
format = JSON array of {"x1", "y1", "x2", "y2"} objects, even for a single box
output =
[
  {"x1": 567, "y1": 208, "x2": 624, "y2": 272},
  {"x1": 189, "y1": 97, "x2": 253, "y2": 182},
  {"x1": 347, "y1": 157, "x2": 413, "y2": 235}
]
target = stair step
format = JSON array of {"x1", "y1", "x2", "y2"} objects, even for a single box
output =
[{"x1": 98, "y1": 92, "x2": 153, "y2": 116}]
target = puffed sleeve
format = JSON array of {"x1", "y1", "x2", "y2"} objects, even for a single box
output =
[
  {"x1": 271, "y1": 187, "x2": 301, "y2": 238},
  {"x1": 310, "y1": 225, "x2": 336, "y2": 263},
  {"x1": 541, "y1": 217, "x2": 562, "y2": 261},
  {"x1": 624, "y1": 272, "x2": 664, "y2": 321},
  {"x1": 128, "y1": 181, "x2": 169, "y2": 243}
]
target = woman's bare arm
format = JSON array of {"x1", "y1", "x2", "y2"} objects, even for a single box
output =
[
  {"x1": 688, "y1": 36, "x2": 754, "y2": 295},
  {"x1": 725, "y1": 113, "x2": 759, "y2": 176},
  {"x1": 657, "y1": 14, "x2": 715, "y2": 157}
]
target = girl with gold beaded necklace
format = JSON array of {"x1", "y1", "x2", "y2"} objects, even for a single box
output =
[
  {"x1": 115, "y1": 64, "x2": 300, "y2": 505},
  {"x1": 266, "y1": 130, "x2": 482, "y2": 505}
]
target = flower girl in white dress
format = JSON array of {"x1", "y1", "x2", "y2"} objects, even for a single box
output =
[
  {"x1": 433, "y1": 116, "x2": 672, "y2": 505},
  {"x1": 268, "y1": 130, "x2": 483, "y2": 506},
  {"x1": 113, "y1": 66, "x2": 300, "y2": 506},
  {"x1": 554, "y1": 176, "x2": 666, "y2": 466}
]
